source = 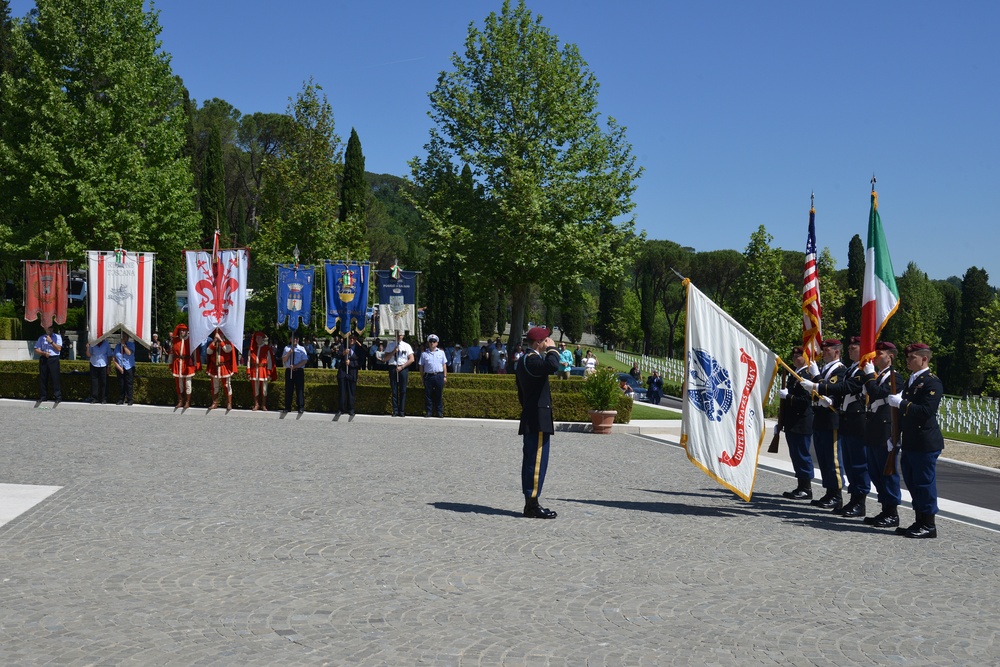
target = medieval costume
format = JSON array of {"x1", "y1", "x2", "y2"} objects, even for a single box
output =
[
  {"x1": 206, "y1": 329, "x2": 239, "y2": 410},
  {"x1": 247, "y1": 331, "x2": 276, "y2": 411}
]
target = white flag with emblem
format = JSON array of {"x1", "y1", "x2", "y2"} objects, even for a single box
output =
[
  {"x1": 184, "y1": 245, "x2": 249, "y2": 347},
  {"x1": 681, "y1": 280, "x2": 778, "y2": 501},
  {"x1": 86, "y1": 250, "x2": 155, "y2": 346}
]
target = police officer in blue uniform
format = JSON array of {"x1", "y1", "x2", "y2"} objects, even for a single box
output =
[
  {"x1": 887, "y1": 342, "x2": 944, "y2": 539},
  {"x1": 34, "y1": 323, "x2": 63, "y2": 405},
  {"x1": 282, "y1": 333, "x2": 308, "y2": 414},
  {"x1": 781, "y1": 346, "x2": 816, "y2": 500},
  {"x1": 803, "y1": 336, "x2": 869, "y2": 517},
  {"x1": 861, "y1": 341, "x2": 904, "y2": 528},
  {"x1": 516, "y1": 326, "x2": 561, "y2": 518}
]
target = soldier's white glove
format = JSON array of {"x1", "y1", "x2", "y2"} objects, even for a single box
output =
[
  {"x1": 779, "y1": 388, "x2": 789, "y2": 399},
  {"x1": 808, "y1": 361, "x2": 820, "y2": 377},
  {"x1": 817, "y1": 395, "x2": 833, "y2": 408},
  {"x1": 886, "y1": 438, "x2": 895, "y2": 452},
  {"x1": 800, "y1": 379, "x2": 816, "y2": 392},
  {"x1": 863, "y1": 362, "x2": 875, "y2": 375},
  {"x1": 886, "y1": 393, "x2": 903, "y2": 408}
]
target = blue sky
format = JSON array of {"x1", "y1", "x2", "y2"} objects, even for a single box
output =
[{"x1": 9, "y1": 1, "x2": 999, "y2": 283}]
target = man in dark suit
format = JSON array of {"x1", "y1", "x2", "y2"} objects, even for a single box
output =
[
  {"x1": 335, "y1": 335, "x2": 358, "y2": 419},
  {"x1": 887, "y1": 343, "x2": 945, "y2": 539},
  {"x1": 515, "y1": 326, "x2": 561, "y2": 519},
  {"x1": 781, "y1": 347, "x2": 816, "y2": 500}
]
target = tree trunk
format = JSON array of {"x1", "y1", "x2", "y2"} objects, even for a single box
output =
[{"x1": 507, "y1": 283, "x2": 530, "y2": 367}]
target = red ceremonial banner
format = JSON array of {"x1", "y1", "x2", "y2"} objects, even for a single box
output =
[{"x1": 24, "y1": 260, "x2": 69, "y2": 328}]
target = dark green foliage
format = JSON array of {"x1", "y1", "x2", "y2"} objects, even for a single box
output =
[
  {"x1": 595, "y1": 282, "x2": 624, "y2": 348},
  {"x1": 339, "y1": 128, "x2": 367, "y2": 224},
  {"x1": 845, "y1": 234, "x2": 865, "y2": 337},
  {"x1": 0, "y1": 316, "x2": 21, "y2": 339},
  {"x1": 955, "y1": 267, "x2": 992, "y2": 393},
  {"x1": 199, "y1": 125, "x2": 227, "y2": 245},
  {"x1": 559, "y1": 282, "x2": 584, "y2": 343}
]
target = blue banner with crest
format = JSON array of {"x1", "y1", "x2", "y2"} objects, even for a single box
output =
[
  {"x1": 277, "y1": 265, "x2": 314, "y2": 331},
  {"x1": 325, "y1": 262, "x2": 369, "y2": 334}
]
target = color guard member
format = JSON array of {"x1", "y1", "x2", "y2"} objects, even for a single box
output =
[
  {"x1": 781, "y1": 346, "x2": 816, "y2": 500},
  {"x1": 887, "y1": 343, "x2": 945, "y2": 539},
  {"x1": 807, "y1": 339, "x2": 847, "y2": 510},
  {"x1": 861, "y1": 341, "x2": 903, "y2": 528},
  {"x1": 516, "y1": 326, "x2": 561, "y2": 518}
]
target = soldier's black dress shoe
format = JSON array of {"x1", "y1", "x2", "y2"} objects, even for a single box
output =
[
  {"x1": 902, "y1": 524, "x2": 937, "y2": 539},
  {"x1": 869, "y1": 513, "x2": 899, "y2": 528},
  {"x1": 523, "y1": 504, "x2": 557, "y2": 519},
  {"x1": 838, "y1": 502, "x2": 866, "y2": 517},
  {"x1": 895, "y1": 522, "x2": 920, "y2": 535},
  {"x1": 782, "y1": 488, "x2": 813, "y2": 500},
  {"x1": 813, "y1": 494, "x2": 843, "y2": 510}
]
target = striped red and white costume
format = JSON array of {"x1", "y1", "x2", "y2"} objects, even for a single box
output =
[
  {"x1": 247, "y1": 332, "x2": 276, "y2": 411},
  {"x1": 206, "y1": 330, "x2": 238, "y2": 410}
]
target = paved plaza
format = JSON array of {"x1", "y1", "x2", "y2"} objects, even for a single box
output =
[{"x1": 1, "y1": 399, "x2": 998, "y2": 666}]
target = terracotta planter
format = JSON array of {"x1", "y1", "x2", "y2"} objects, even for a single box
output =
[{"x1": 588, "y1": 409, "x2": 617, "y2": 434}]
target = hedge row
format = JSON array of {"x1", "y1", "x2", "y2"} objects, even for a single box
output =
[
  {"x1": 0, "y1": 318, "x2": 22, "y2": 340},
  {"x1": 0, "y1": 361, "x2": 633, "y2": 422}
]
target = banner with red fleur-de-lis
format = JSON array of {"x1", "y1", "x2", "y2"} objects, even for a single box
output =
[{"x1": 184, "y1": 234, "x2": 249, "y2": 347}]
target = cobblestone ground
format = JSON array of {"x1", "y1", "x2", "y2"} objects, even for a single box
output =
[{"x1": 1, "y1": 401, "x2": 998, "y2": 666}]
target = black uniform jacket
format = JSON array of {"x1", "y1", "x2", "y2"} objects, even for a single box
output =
[
  {"x1": 516, "y1": 346, "x2": 560, "y2": 435},
  {"x1": 899, "y1": 369, "x2": 945, "y2": 453},
  {"x1": 784, "y1": 366, "x2": 814, "y2": 435},
  {"x1": 337, "y1": 346, "x2": 358, "y2": 381},
  {"x1": 863, "y1": 368, "x2": 904, "y2": 449},
  {"x1": 811, "y1": 361, "x2": 847, "y2": 431},
  {"x1": 819, "y1": 362, "x2": 866, "y2": 438}
]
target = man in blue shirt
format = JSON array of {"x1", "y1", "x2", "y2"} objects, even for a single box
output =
[
  {"x1": 34, "y1": 324, "x2": 63, "y2": 405},
  {"x1": 419, "y1": 334, "x2": 448, "y2": 418},
  {"x1": 557, "y1": 342, "x2": 574, "y2": 380},
  {"x1": 282, "y1": 333, "x2": 308, "y2": 414},
  {"x1": 114, "y1": 332, "x2": 136, "y2": 405},
  {"x1": 86, "y1": 337, "x2": 112, "y2": 404}
]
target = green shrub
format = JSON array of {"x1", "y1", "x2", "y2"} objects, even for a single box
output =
[
  {"x1": 579, "y1": 366, "x2": 623, "y2": 411},
  {"x1": 0, "y1": 318, "x2": 22, "y2": 340}
]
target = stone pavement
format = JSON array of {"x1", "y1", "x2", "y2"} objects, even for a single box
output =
[{"x1": 1, "y1": 399, "x2": 999, "y2": 666}]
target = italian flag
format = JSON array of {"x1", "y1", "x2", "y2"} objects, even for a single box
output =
[{"x1": 860, "y1": 189, "x2": 899, "y2": 363}]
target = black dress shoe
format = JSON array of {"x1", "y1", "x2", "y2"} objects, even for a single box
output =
[
  {"x1": 870, "y1": 514, "x2": 899, "y2": 528},
  {"x1": 863, "y1": 512, "x2": 883, "y2": 525},
  {"x1": 782, "y1": 488, "x2": 813, "y2": 500},
  {"x1": 334, "y1": 412, "x2": 341, "y2": 420},
  {"x1": 116, "y1": 400, "x2": 124, "y2": 405},
  {"x1": 903, "y1": 524, "x2": 937, "y2": 539},
  {"x1": 53, "y1": 400, "x2": 61, "y2": 407},
  {"x1": 814, "y1": 494, "x2": 843, "y2": 510},
  {"x1": 523, "y1": 504, "x2": 557, "y2": 519},
  {"x1": 839, "y1": 502, "x2": 866, "y2": 518},
  {"x1": 896, "y1": 522, "x2": 920, "y2": 536}
]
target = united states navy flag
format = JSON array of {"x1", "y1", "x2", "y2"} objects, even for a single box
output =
[
  {"x1": 325, "y1": 262, "x2": 369, "y2": 334},
  {"x1": 277, "y1": 265, "x2": 314, "y2": 331}
]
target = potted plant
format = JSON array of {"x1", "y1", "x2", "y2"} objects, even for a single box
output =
[{"x1": 579, "y1": 365, "x2": 622, "y2": 434}]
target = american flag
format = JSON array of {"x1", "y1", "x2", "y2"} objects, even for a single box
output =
[{"x1": 801, "y1": 197, "x2": 822, "y2": 364}]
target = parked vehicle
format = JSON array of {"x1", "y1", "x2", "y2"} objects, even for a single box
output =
[{"x1": 617, "y1": 372, "x2": 649, "y2": 402}]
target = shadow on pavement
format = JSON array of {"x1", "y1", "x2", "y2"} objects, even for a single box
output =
[{"x1": 430, "y1": 502, "x2": 522, "y2": 518}]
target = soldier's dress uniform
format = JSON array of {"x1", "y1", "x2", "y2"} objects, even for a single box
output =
[
  {"x1": 896, "y1": 347, "x2": 944, "y2": 539},
  {"x1": 168, "y1": 324, "x2": 199, "y2": 409},
  {"x1": 815, "y1": 346, "x2": 868, "y2": 517},
  {"x1": 516, "y1": 328, "x2": 561, "y2": 518},
  {"x1": 809, "y1": 348, "x2": 848, "y2": 509},
  {"x1": 862, "y1": 358, "x2": 904, "y2": 528},
  {"x1": 206, "y1": 333, "x2": 238, "y2": 410},
  {"x1": 247, "y1": 332, "x2": 276, "y2": 411},
  {"x1": 782, "y1": 361, "x2": 816, "y2": 500}
]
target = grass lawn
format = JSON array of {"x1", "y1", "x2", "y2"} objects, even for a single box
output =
[
  {"x1": 943, "y1": 431, "x2": 1000, "y2": 448},
  {"x1": 629, "y1": 402, "x2": 681, "y2": 420}
]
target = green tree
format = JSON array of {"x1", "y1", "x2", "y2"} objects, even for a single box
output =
[
  {"x1": 883, "y1": 262, "x2": 946, "y2": 361},
  {"x1": 199, "y1": 125, "x2": 227, "y2": 245},
  {"x1": 595, "y1": 282, "x2": 624, "y2": 348},
  {"x1": 972, "y1": 296, "x2": 1000, "y2": 396},
  {"x1": 634, "y1": 240, "x2": 691, "y2": 356},
  {"x1": 955, "y1": 267, "x2": 992, "y2": 393},
  {"x1": 933, "y1": 278, "x2": 962, "y2": 391},
  {"x1": 844, "y1": 234, "x2": 865, "y2": 337},
  {"x1": 688, "y1": 249, "x2": 744, "y2": 308},
  {"x1": 559, "y1": 281, "x2": 584, "y2": 344},
  {"x1": 0, "y1": 0, "x2": 198, "y2": 334},
  {"x1": 416, "y1": 0, "x2": 642, "y2": 347},
  {"x1": 816, "y1": 247, "x2": 848, "y2": 341},
  {"x1": 729, "y1": 226, "x2": 799, "y2": 354},
  {"x1": 250, "y1": 80, "x2": 343, "y2": 332}
]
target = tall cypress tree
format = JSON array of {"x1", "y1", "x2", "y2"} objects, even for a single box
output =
[
  {"x1": 336, "y1": 127, "x2": 369, "y2": 258},
  {"x1": 845, "y1": 234, "x2": 865, "y2": 337},
  {"x1": 200, "y1": 125, "x2": 227, "y2": 245},
  {"x1": 956, "y1": 266, "x2": 992, "y2": 393}
]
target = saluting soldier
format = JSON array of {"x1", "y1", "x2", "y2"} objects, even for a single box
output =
[
  {"x1": 516, "y1": 326, "x2": 561, "y2": 518},
  {"x1": 806, "y1": 339, "x2": 847, "y2": 510},
  {"x1": 803, "y1": 336, "x2": 869, "y2": 517},
  {"x1": 887, "y1": 343, "x2": 945, "y2": 539},
  {"x1": 861, "y1": 341, "x2": 904, "y2": 528},
  {"x1": 781, "y1": 346, "x2": 816, "y2": 500}
]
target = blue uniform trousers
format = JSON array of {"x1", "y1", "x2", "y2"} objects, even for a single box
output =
[
  {"x1": 521, "y1": 432, "x2": 551, "y2": 499},
  {"x1": 866, "y1": 445, "x2": 901, "y2": 505},
  {"x1": 389, "y1": 367, "x2": 409, "y2": 416},
  {"x1": 785, "y1": 432, "x2": 814, "y2": 482},
  {"x1": 840, "y1": 433, "x2": 870, "y2": 496},
  {"x1": 423, "y1": 372, "x2": 444, "y2": 417},
  {"x1": 901, "y1": 449, "x2": 940, "y2": 515},
  {"x1": 812, "y1": 429, "x2": 844, "y2": 492}
]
